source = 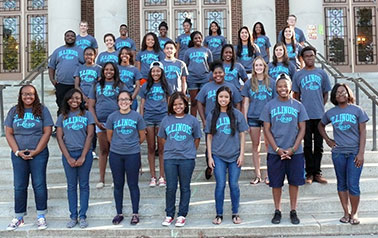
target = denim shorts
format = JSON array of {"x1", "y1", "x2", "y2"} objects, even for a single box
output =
[
  {"x1": 187, "y1": 81, "x2": 206, "y2": 90},
  {"x1": 248, "y1": 118, "x2": 264, "y2": 127}
]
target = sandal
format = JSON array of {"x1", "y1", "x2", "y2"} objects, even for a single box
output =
[
  {"x1": 232, "y1": 215, "x2": 242, "y2": 224},
  {"x1": 339, "y1": 214, "x2": 350, "y2": 223},
  {"x1": 264, "y1": 176, "x2": 270, "y2": 185},
  {"x1": 212, "y1": 215, "x2": 223, "y2": 225},
  {"x1": 250, "y1": 177, "x2": 261, "y2": 185},
  {"x1": 130, "y1": 214, "x2": 139, "y2": 225},
  {"x1": 350, "y1": 217, "x2": 360, "y2": 225}
]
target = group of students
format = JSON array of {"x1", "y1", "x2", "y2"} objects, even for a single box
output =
[{"x1": 4, "y1": 16, "x2": 368, "y2": 230}]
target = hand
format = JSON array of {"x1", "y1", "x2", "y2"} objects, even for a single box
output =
[
  {"x1": 237, "y1": 155, "x2": 244, "y2": 167},
  {"x1": 326, "y1": 138, "x2": 337, "y2": 149},
  {"x1": 75, "y1": 156, "x2": 85, "y2": 167},
  {"x1": 202, "y1": 121, "x2": 206, "y2": 129},
  {"x1": 96, "y1": 122, "x2": 106, "y2": 130},
  {"x1": 279, "y1": 148, "x2": 291, "y2": 160},
  {"x1": 66, "y1": 157, "x2": 76, "y2": 167},
  {"x1": 208, "y1": 156, "x2": 215, "y2": 169},
  {"x1": 28, "y1": 150, "x2": 38, "y2": 158},
  {"x1": 354, "y1": 153, "x2": 364, "y2": 168},
  {"x1": 18, "y1": 150, "x2": 32, "y2": 160}
]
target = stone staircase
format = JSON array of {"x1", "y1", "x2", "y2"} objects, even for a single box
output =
[{"x1": 0, "y1": 73, "x2": 377, "y2": 237}]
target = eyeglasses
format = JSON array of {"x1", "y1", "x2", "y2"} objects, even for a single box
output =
[
  {"x1": 119, "y1": 98, "x2": 131, "y2": 102},
  {"x1": 21, "y1": 93, "x2": 35, "y2": 97},
  {"x1": 336, "y1": 91, "x2": 347, "y2": 96}
]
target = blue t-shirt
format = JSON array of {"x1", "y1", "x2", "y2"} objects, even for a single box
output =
[
  {"x1": 286, "y1": 43, "x2": 302, "y2": 68},
  {"x1": 139, "y1": 81, "x2": 172, "y2": 122},
  {"x1": 158, "y1": 114, "x2": 202, "y2": 160},
  {"x1": 105, "y1": 110, "x2": 146, "y2": 154},
  {"x1": 235, "y1": 45, "x2": 261, "y2": 72},
  {"x1": 204, "y1": 35, "x2": 226, "y2": 60},
  {"x1": 254, "y1": 35, "x2": 271, "y2": 63},
  {"x1": 76, "y1": 34, "x2": 98, "y2": 50},
  {"x1": 241, "y1": 78, "x2": 276, "y2": 119},
  {"x1": 117, "y1": 65, "x2": 142, "y2": 93},
  {"x1": 278, "y1": 27, "x2": 306, "y2": 43},
  {"x1": 56, "y1": 110, "x2": 95, "y2": 151},
  {"x1": 184, "y1": 47, "x2": 213, "y2": 84},
  {"x1": 292, "y1": 68, "x2": 331, "y2": 119},
  {"x1": 223, "y1": 62, "x2": 248, "y2": 90},
  {"x1": 88, "y1": 81, "x2": 126, "y2": 123},
  {"x1": 196, "y1": 81, "x2": 242, "y2": 118},
  {"x1": 74, "y1": 64, "x2": 102, "y2": 97},
  {"x1": 205, "y1": 109, "x2": 248, "y2": 162},
  {"x1": 162, "y1": 58, "x2": 188, "y2": 92},
  {"x1": 115, "y1": 37, "x2": 136, "y2": 51},
  {"x1": 5, "y1": 106, "x2": 54, "y2": 150},
  {"x1": 259, "y1": 97, "x2": 309, "y2": 154},
  {"x1": 96, "y1": 51, "x2": 119, "y2": 67},
  {"x1": 48, "y1": 45, "x2": 84, "y2": 85},
  {"x1": 176, "y1": 33, "x2": 191, "y2": 60},
  {"x1": 158, "y1": 36, "x2": 172, "y2": 50},
  {"x1": 321, "y1": 104, "x2": 369, "y2": 154},
  {"x1": 268, "y1": 62, "x2": 297, "y2": 81},
  {"x1": 136, "y1": 50, "x2": 165, "y2": 78}
]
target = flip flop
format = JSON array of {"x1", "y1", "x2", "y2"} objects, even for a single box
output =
[
  {"x1": 250, "y1": 177, "x2": 261, "y2": 185},
  {"x1": 264, "y1": 176, "x2": 270, "y2": 185},
  {"x1": 232, "y1": 215, "x2": 242, "y2": 224},
  {"x1": 339, "y1": 214, "x2": 350, "y2": 223},
  {"x1": 350, "y1": 217, "x2": 360, "y2": 225},
  {"x1": 212, "y1": 215, "x2": 223, "y2": 225}
]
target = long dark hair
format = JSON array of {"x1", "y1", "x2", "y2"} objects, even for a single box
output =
[
  {"x1": 141, "y1": 32, "x2": 160, "y2": 53},
  {"x1": 210, "y1": 86, "x2": 236, "y2": 136},
  {"x1": 118, "y1": 46, "x2": 134, "y2": 65},
  {"x1": 188, "y1": 31, "x2": 202, "y2": 48},
  {"x1": 146, "y1": 66, "x2": 170, "y2": 98},
  {"x1": 16, "y1": 85, "x2": 42, "y2": 119},
  {"x1": 272, "y1": 42, "x2": 290, "y2": 67},
  {"x1": 99, "y1": 62, "x2": 122, "y2": 89},
  {"x1": 237, "y1": 26, "x2": 256, "y2": 58},
  {"x1": 220, "y1": 44, "x2": 236, "y2": 71},
  {"x1": 61, "y1": 88, "x2": 86, "y2": 119},
  {"x1": 280, "y1": 26, "x2": 296, "y2": 52},
  {"x1": 208, "y1": 21, "x2": 221, "y2": 36},
  {"x1": 252, "y1": 22, "x2": 266, "y2": 39}
]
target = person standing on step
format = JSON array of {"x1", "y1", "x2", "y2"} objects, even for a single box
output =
[
  {"x1": 292, "y1": 46, "x2": 332, "y2": 185},
  {"x1": 56, "y1": 89, "x2": 95, "y2": 229},
  {"x1": 176, "y1": 18, "x2": 192, "y2": 61},
  {"x1": 5, "y1": 85, "x2": 53, "y2": 231},
  {"x1": 115, "y1": 24, "x2": 137, "y2": 54},
  {"x1": 252, "y1": 22, "x2": 271, "y2": 64},
  {"x1": 235, "y1": 26, "x2": 260, "y2": 78},
  {"x1": 259, "y1": 74, "x2": 308, "y2": 225},
  {"x1": 206, "y1": 86, "x2": 248, "y2": 225},
  {"x1": 75, "y1": 20, "x2": 98, "y2": 54},
  {"x1": 277, "y1": 14, "x2": 306, "y2": 46},
  {"x1": 279, "y1": 26, "x2": 303, "y2": 69},
  {"x1": 158, "y1": 21, "x2": 172, "y2": 51},
  {"x1": 204, "y1": 21, "x2": 226, "y2": 61},
  {"x1": 106, "y1": 91, "x2": 146, "y2": 226},
  {"x1": 49, "y1": 30, "x2": 84, "y2": 117},
  {"x1": 268, "y1": 42, "x2": 297, "y2": 81},
  {"x1": 318, "y1": 83, "x2": 368, "y2": 225},
  {"x1": 96, "y1": 33, "x2": 119, "y2": 67},
  {"x1": 159, "y1": 92, "x2": 202, "y2": 227}
]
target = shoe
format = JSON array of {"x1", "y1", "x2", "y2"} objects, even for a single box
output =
[
  {"x1": 96, "y1": 182, "x2": 104, "y2": 189},
  {"x1": 79, "y1": 218, "x2": 88, "y2": 228},
  {"x1": 37, "y1": 217, "x2": 47, "y2": 230},
  {"x1": 175, "y1": 216, "x2": 186, "y2": 227},
  {"x1": 130, "y1": 214, "x2": 139, "y2": 225},
  {"x1": 250, "y1": 177, "x2": 261, "y2": 185},
  {"x1": 271, "y1": 210, "x2": 281, "y2": 224},
  {"x1": 149, "y1": 177, "x2": 157, "y2": 187},
  {"x1": 7, "y1": 218, "x2": 24, "y2": 231},
  {"x1": 290, "y1": 210, "x2": 300, "y2": 224},
  {"x1": 162, "y1": 216, "x2": 174, "y2": 226},
  {"x1": 92, "y1": 151, "x2": 99, "y2": 160},
  {"x1": 205, "y1": 167, "x2": 212, "y2": 180},
  {"x1": 314, "y1": 174, "x2": 328, "y2": 184},
  {"x1": 112, "y1": 214, "x2": 124, "y2": 225},
  {"x1": 158, "y1": 177, "x2": 166, "y2": 187},
  {"x1": 305, "y1": 175, "x2": 313, "y2": 184},
  {"x1": 66, "y1": 219, "x2": 78, "y2": 228}
]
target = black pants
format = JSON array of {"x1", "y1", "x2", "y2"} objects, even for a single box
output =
[
  {"x1": 304, "y1": 119, "x2": 324, "y2": 176},
  {"x1": 55, "y1": 83, "x2": 74, "y2": 116}
]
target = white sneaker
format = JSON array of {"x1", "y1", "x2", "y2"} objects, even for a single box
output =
[
  {"x1": 158, "y1": 177, "x2": 166, "y2": 187},
  {"x1": 161, "y1": 216, "x2": 174, "y2": 226},
  {"x1": 7, "y1": 218, "x2": 24, "y2": 231},
  {"x1": 96, "y1": 182, "x2": 104, "y2": 189},
  {"x1": 37, "y1": 217, "x2": 47, "y2": 230},
  {"x1": 175, "y1": 216, "x2": 186, "y2": 227},
  {"x1": 149, "y1": 177, "x2": 157, "y2": 187},
  {"x1": 92, "y1": 151, "x2": 99, "y2": 160}
]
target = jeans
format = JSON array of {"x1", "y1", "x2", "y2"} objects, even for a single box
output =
[
  {"x1": 131, "y1": 99, "x2": 138, "y2": 111},
  {"x1": 62, "y1": 150, "x2": 93, "y2": 219},
  {"x1": 213, "y1": 155, "x2": 241, "y2": 215},
  {"x1": 304, "y1": 119, "x2": 324, "y2": 176},
  {"x1": 11, "y1": 147, "x2": 49, "y2": 217},
  {"x1": 109, "y1": 152, "x2": 141, "y2": 214},
  {"x1": 164, "y1": 159, "x2": 195, "y2": 218},
  {"x1": 332, "y1": 152, "x2": 363, "y2": 196}
]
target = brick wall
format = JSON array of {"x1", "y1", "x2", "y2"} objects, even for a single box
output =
[
  {"x1": 81, "y1": 0, "x2": 95, "y2": 35},
  {"x1": 127, "y1": 0, "x2": 141, "y2": 51},
  {"x1": 231, "y1": 0, "x2": 243, "y2": 45},
  {"x1": 275, "y1": 0, "x2": 289, "y2": 38}
]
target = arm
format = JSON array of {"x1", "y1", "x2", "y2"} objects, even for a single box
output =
[
  {"x1": 139, "y1": 130, "x2": 146, "y2": 144},
  {"x1": 242, "y1": 97, "x2": 249, "y2": 122},
  {"x1": 5, "y1": 127, "x2": 29, "y2": 160},
  {"x1": 180, "y1": 76, "x2": 187, "y2": 93},
  {"x1": 132, "y1": 80, "x2": 141, "y2": 100},
  {"x1": 135, "y1": 61, "x2": 141, "y2": 71},
  {"x1": 207, "y1": 134, "x2": 214, "y2": 169},
  {"x1": 197, "y1": 101, "x2": 206, "y2": 128},
  {"x1": 237, "y1": 131, "x2": 245, "y2": 167},
  {"x1": 139, "y1": 98, "x2": 145, "y2": 117},
  {"x1": 355, "y1": 122, "x2": 367, "y2": 168},
  {"x1": 235, "y1": 102, "x2": 241, "y2": 111},
  {"x1": 29, "y1": 126, "x2": 52, "y2": 158},
  {"x1": 323, "y1": 92, "x2": 329, "y2": 105},
  {"x1": 318, "y1": 121, "x2": 336, "y2": 149},
  {"x1": 88, "y1": 98, "x2": 105, "y2": 130},
  {"x1": 298, "y1": 56, "x2": 304, "y2": 69},
  {"x1": 263, "y1": 121, "x2": 285, "y2": 158},
  {"x1": 106, "y1": 129, "x2": 113, "y2": 144},
  {"x1": 56, "y1": 127, "x2": 76, "y2": 167},
  {"x1": 285, "y1": 121, "x2": 306, "y2": 158},
  {"x1": 293, "y1": 92, "x2": 300, "y2": 101},
  {"x1": 74, "y1": 76, "x2": 87, "y2": 101},
  {"x1": 194, "y1": 138, "x2": 200, "y2": 149},
  {"x1": 48, "y1": 68, "x2": 57, "y2": 86},
  {"x1": 76, "y1": 124, "x2": 94, "y2": 167},
  {"x1": 176, "y1": 42, "x2": 181, "y2": 58},
  {"x1": 266, "y1": 48, "x2": 270, "y2": 62}
]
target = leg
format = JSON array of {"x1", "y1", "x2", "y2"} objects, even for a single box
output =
[
  {"x1": 124, "y1": 153, "x2": 141, "y2": 214},
  {"x1": 11, "y1": 152, "x2": 30, "y2": 217},
  {"x1": 313, "y1": 119, "x2": 324, "y2": 175},
  {"x1": 189, "y1": 89, "x2": 199, "y2": 117},
  {"x1": 213, "y1": 155, "x2": 227, "y2": 216},
  {"x1": 249, "y1": 127, "x2": 262, "y2": 181},
  {"x1": 157, "y1": 128, "x2": 165, "y2": 178},
  {"x1": 164, "y1": 160, "x2": 179, "y2": 218},
  {"x1": 288, "y1": 185, "x2": 299, "y2": 210},
  {"x1": 228, "y1": 160, "x2": 241, "y2": 215},
  {"x1": 346, "y1": 153, "x2": 363, "y2": 222},
  {"x1": 109, "y1": 152, "x2": 126, "y2": 215},
  {"x1": 78, "y1": 150, "x2": 93, "y2": 219},
  {"x1": 267, "y1": 153, "x2": 285, "y2": 210},
  {"x1": 272, "y1": 188, "x2": 282, "y2": 210},
  {"x1": 304, "y1": 120, "x2": 314, "y2": 178},
  {"x1": 146, "y1": 126, "x2": 156, "y2": 178},
  {"x1": 332, "y1": 152, "x2": 350, "y2": 218},
  {"x1": 177, "y1": 159, "x2": 195, "y2": 217},
  {"x1": 97, "y1": 131, "x2": 109, "y2": 183},
  {"x1": 62, "y1": 151, "x2": 80, "y2": 220}
]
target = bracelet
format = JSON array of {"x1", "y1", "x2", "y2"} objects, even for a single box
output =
[
  {"x1": 275, "y1": 147, "x2": 280, "y2": 152},
  {"x1": 15, "y1": 150, "x2": 20, "y2": 157},
  {"x1": 291, "y1": 147, "x2": 296, "y2": 154}
]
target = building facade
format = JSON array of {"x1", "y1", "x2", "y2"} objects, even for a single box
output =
[{"x1": 0, "y1": 0, "x2": 377, "y2": 80}]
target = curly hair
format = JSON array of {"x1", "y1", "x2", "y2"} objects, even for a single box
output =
[{"x1": 16, "y1": 85, "x2": 42, "y2": 119}]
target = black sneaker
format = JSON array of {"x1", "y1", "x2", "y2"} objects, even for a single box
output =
[
  {"x1": 112, "y1": 214, "x2": 124, "y2": 225},
  {"x1": 290, "y1": 210, "x2": 300, "y2": 224},
  {"x1": 271, "y1": 209, "x2": 281, "y2": 224}
]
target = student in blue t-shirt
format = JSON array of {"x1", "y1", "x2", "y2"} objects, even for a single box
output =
[
  {"x1": 277, "y1": 15, "x2": 306, "y2": 46},
  {"x1": 105, "y1": 91, "x2": 146, "y2": 226},
  {"x1": 252, "y1": 22, "x2": 271, "y2": 63},
  {"x1": 158, "y1": 92, "x2": 202, "y2": 227},
  {"x1": 115, "y1": 24, "x2": 137, "y2": 53},
  {"x1": 76, "y1": 21, "x2": 98, "y2": 54},
  {"x1": 268, "y1": 42, "x2": 297, "y2": 80},
  {"x1": 96, "y1": 33, "x2": 119, "y2": 67},
  {"x1": 118, "y1": 47, "x2": 142, "y2": 110},
  {"x1": 318, "y1": 83, "x2": 368, "y2": 225},
  {"x1": 5, "y1": 85, "x2": 53, "y2": 231},
  {"x1": 158, "y1": 21, "x2": 172, "y2": 51},
  {"x1": 88, "y1": 62, "x2": 126, "y2": 189},
  {"x1": 176, "y1": 18, "x2": 192, "y2": 61},
  {"x1": 56, "y1": 89, "x2": 95, "y2": 229},
  {"x1": 279, "y1": 26, "x2": 303, "y2": 69},
  {"x1": 184, "y1": 31, "x2": 213, "y2": 116},
  {"x1": 205, "y1": 86, "x2": 248, "y2": 225},
  {"x1": 204, "y1": 21, "x2": 226, "y2": 61},
  {"x1": 136, "y1": 32, "x2": 165, "y2": 85},
  {"x1": 259, "y1": 74, "x2": 308, "y2": 225},
  {"x1": 235, "y1": 26, "x2": 260, "y2": 75},
  {"x1": 242, "y1": 56, "x2": 275, "y2": 185},
  {"x1": 139, "y1": 61, "x2": 172, "y2": 187}
]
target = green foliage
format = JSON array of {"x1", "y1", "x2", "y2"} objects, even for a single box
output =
[
  {"x1": 30, "y1": 40, "x2": 47, "y2": 70},
  {"x1": 3, "y1": 35, "x2": 19, "y2": 71}
]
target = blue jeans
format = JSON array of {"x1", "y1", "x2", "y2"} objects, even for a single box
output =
[
  {"x1": 213, "y1": 155, "x2": 241, "y2": 215},
  {"x1": 332, "y1": 152, "x2": 363, "y2": 196},
  {"x1": 62, "y1": 150, "x2": 93, "y2": 219},
  {"x1": 11, "y1": 147, "x2": 49, "y2": 217},
  {"x1": 164, "y1": 159, "x2": 195, "y2": 218},
  {"x1": 109, "y1": 152, "x2": 141, "y2": 214},
  {"x1": 131, "y1": 99, "x2": 138, "y2": 111}
]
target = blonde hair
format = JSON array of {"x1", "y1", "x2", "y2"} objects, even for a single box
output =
[{"x1": 251, "y1": 56, "x2": 271, "y2": 92}]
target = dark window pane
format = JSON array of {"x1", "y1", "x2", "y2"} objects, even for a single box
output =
[
  {"x1": 325, "y1": 8, "x2": 348, "y2": 65},
  {"x1": 354, "y1": 7, "x2": 376, "y2": 64}
]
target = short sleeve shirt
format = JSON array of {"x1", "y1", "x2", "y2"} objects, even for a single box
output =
[
  {"x1": 254, "y1": 35, "x2": 271, "y2": 63},
  {"x1": 176, "y1": 33, "x2": 191, "y2": 60},
  {"x1": 96, "y1": 51, "x2": 119, "y2": 67},
  {"x1": 278, "y1": 27, "x2": 306, "y2": 43},
  {"x1": 268, "y1": 62, "x2": 297, "y2": 81},
  {"x1": 204, "y1": 35, "x2": 226, "y2": 60},
  {"x1": 136, "y1": 50, "x2": 165, "y2": 78},
  {"x1": 74, "y1": 64, "x2": 102, "y2": 97},
  {"x1": 286, "y1": 43, "x2": 302, "y2": 68},
  {"x1": 76, "y1": 34, "x2": 98, "y2": 50},
  {"x1": 115, "y1": 37, "x2": 136, "y2": 51},
  {"x1": 162, "y1": 58, "x2": 188, "y2": 92},
  {"x1": 235, "y1": 45, "x2": 261, "y2": 72},
  {"x1": 184, "y1": 47, "x2": 213, "y2": 84},
  {"x1": 117, "y1": 65, "x2": 142, "y2": 93},
  {"x1": 158, "y1": 36, "x2": 172, "y2": 50},
  {"x1": 223, "y1": 62, "x2": 248, "y2": 90}
]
